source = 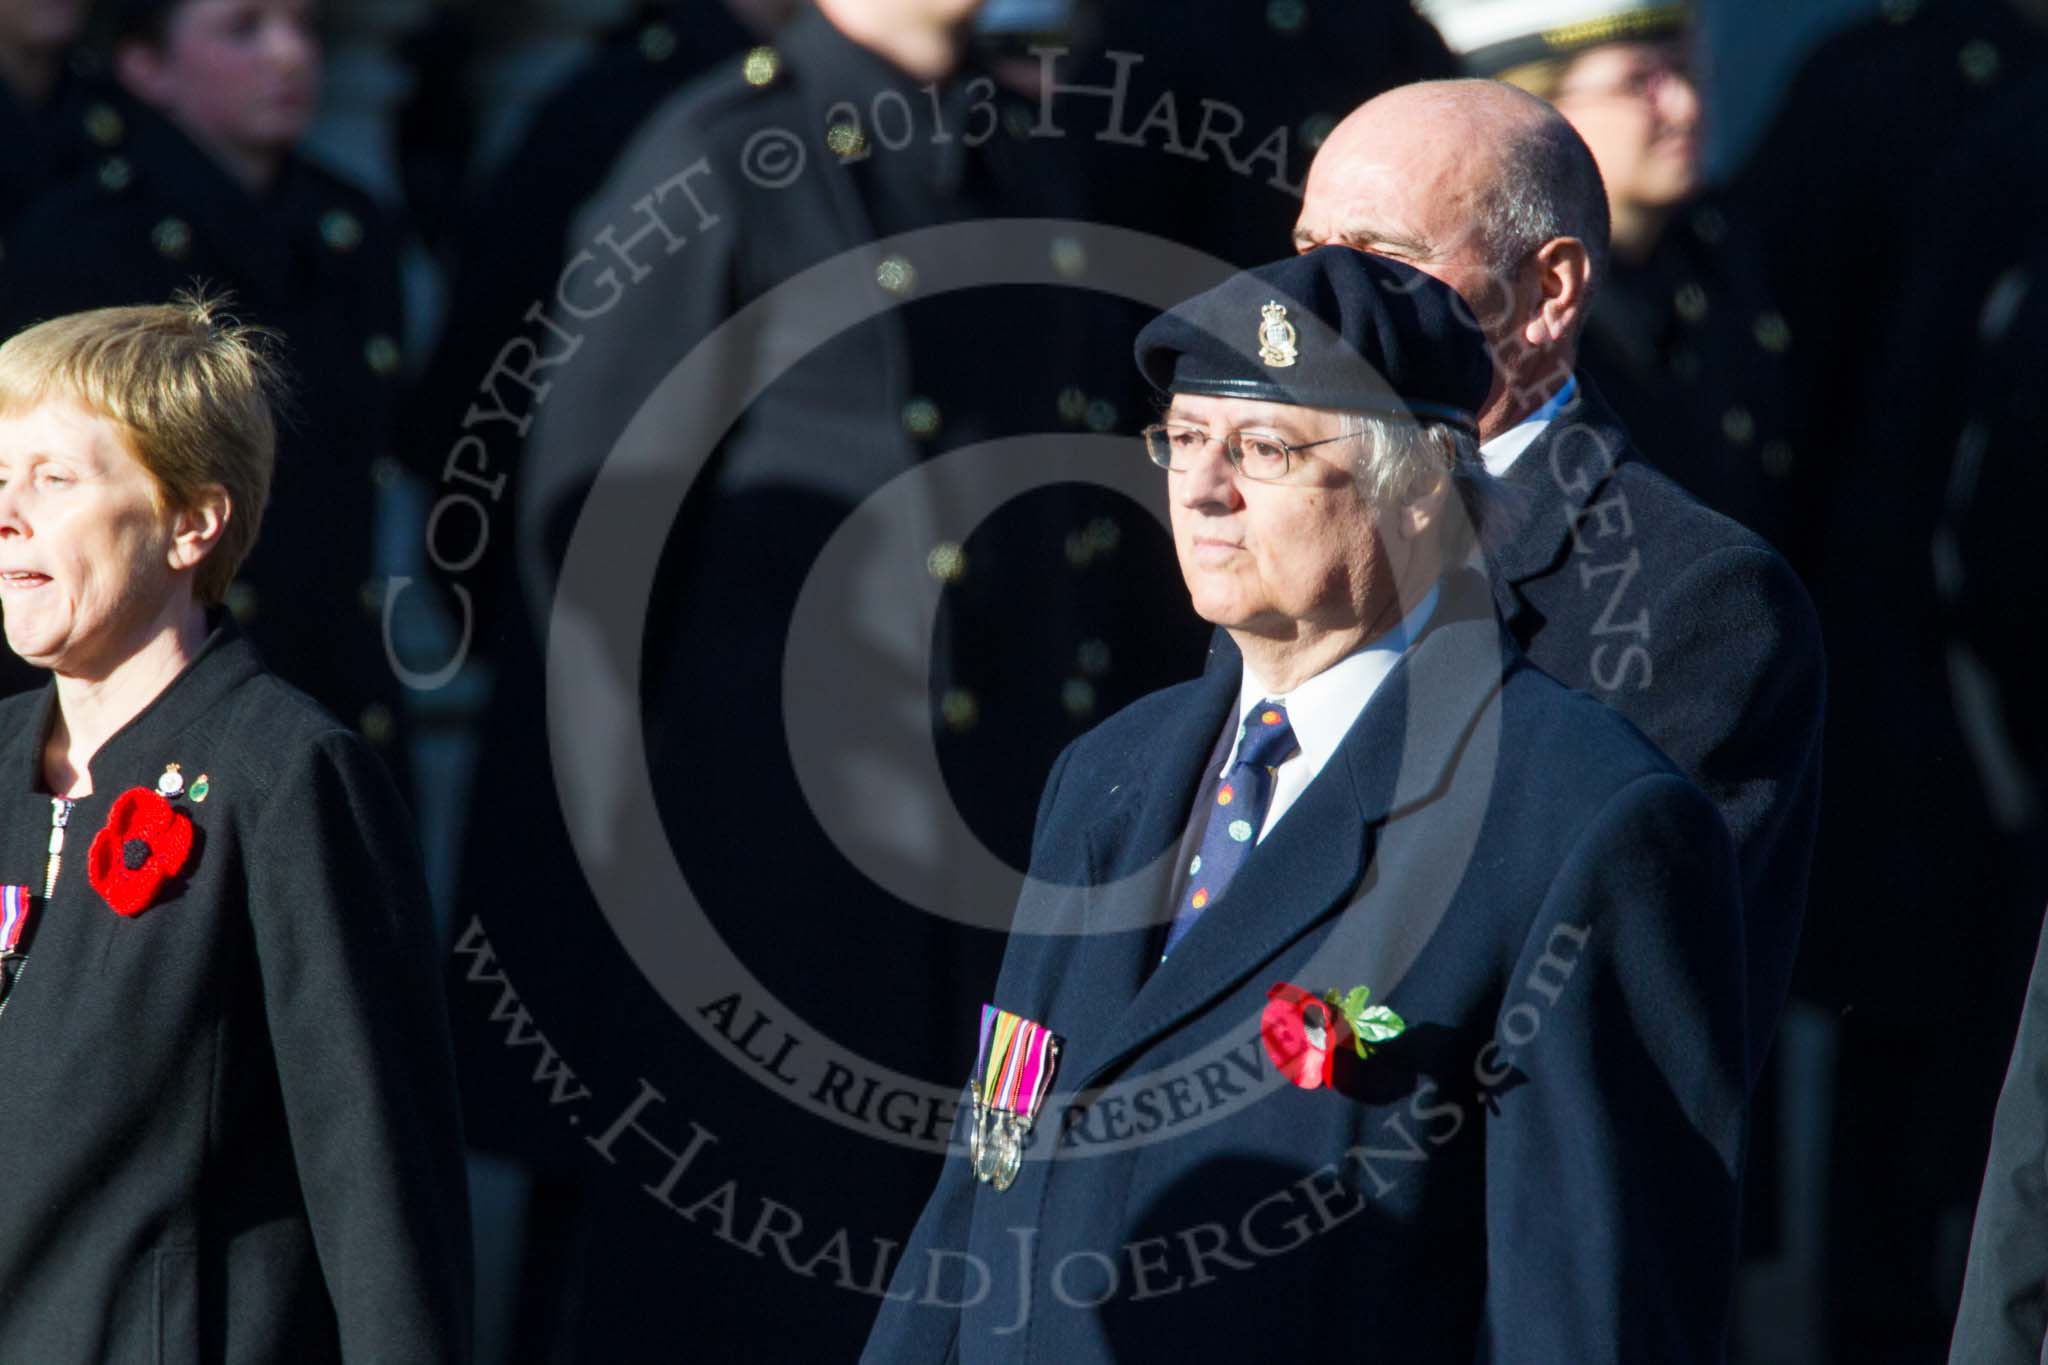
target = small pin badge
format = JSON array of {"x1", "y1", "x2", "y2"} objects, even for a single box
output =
[
  {"x1": 189, "y1": 775, "x2": 210, "y2": 804},
  {"x1": 156, "y1": 763, "x2": 184, "y2": 798},
  {"x1": 1258, "y1": 300, "x2": 1299, "y2": 367},
  {"x1": 968, "y1": 1005, "x2": 1062, "y2": 1192}
]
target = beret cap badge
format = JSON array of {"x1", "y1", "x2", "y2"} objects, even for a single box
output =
[{"x1": 1257, "y1": 300, "x2": 1299, "y2": 368}]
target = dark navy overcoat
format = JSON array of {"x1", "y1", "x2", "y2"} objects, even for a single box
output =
[{"x1": 864, "y1": 570, "x2": 1748, "y2": 1363}]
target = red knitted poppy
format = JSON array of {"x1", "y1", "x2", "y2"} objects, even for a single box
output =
[{"x1": 86, "y1": 789, "x2": 194, "y2": 917}]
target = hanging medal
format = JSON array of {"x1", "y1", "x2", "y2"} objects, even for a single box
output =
[
  {"x1": 0, "y1": 884, "x2": 36, "y2": 1013},
  {"x1": 968, "y1": 1004, "x2": 1061, "y2": 1193}
]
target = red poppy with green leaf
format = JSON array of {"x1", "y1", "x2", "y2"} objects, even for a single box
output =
[{"x1": 1261, "y1": 981, "x2": 1408, "y2": 1090}]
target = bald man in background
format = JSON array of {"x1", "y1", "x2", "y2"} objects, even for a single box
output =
[{"x1": 1293, "y1": 79, "x2": 1823, "y2": 1085}]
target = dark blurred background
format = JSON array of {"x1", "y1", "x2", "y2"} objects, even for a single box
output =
[{"x1": 3, "y1": 0, "x2": 2044, "y2": 1360}]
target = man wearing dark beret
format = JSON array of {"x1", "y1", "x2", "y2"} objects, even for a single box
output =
[{"x1": 863, "y1": 246, "x2": 1748, "y2": 1363}]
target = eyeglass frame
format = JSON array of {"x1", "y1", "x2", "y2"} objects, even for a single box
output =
[{"x1": 1140, "y1": 420, "x2": 1366, "y2": 482}]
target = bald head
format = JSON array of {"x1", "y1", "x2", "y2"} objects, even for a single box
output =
[{"x1": 1295, "y1": 80, "x2": 1610, "y2": 437}]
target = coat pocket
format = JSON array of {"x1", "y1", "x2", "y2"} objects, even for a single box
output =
[{"x1": 154, "y1": 1244, "x2": 199, "y2": 1365}]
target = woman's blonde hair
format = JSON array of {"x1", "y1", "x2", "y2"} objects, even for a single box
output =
[{"x1": 0, "y1": 292, "x2": 282, "y2": 604}]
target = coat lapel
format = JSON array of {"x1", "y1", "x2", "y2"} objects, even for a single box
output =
[
  {"x1": 1488, "y1": 377, "x2": 1639, "y2": 635},
  {"x1": 1001, "y1": 662, "x2": 1239, "y2": 1076},
  {"x1": 1076, "y1": 571, "x2": 1513, "y2": 1089}
]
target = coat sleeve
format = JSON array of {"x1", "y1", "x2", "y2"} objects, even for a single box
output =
[
  {"x1": 1640, "y1": 539, "x2": 1822, "y2": 1080},
  {"x1": 246, "y1": 731, "x2": 473, "y2": 1363},
  {"x1": 1481, "y1": 771, "x2": 1748, "y2": 1364},
  {"x1": 860, "y1": 740, "x2": 1081, "y2": 1363},
  {"x1": 1949, "y1": 909, "x2": 2048, "y2": 1365}
]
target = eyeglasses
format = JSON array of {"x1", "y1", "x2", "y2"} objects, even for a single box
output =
[
  {"x1": 1141, "y1": 422, "x2": 1361, "y2": 482},
  {"x1": 1552, "y1": 59, "x2": 1691, "y2": 106}
]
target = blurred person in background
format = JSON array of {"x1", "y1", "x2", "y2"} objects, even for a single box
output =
[
  {"x1": 0, "y1": 0, "x2": 120, "y2": 232},
  {"x1": 1294, "y1": 76, "x2": 1821, "y2": 1096},
  {"x1": 0, "y1": 0, "x2": 122, "y2": 698},
  {"x1": 1421, "y1": 0, "x2": 1797, "y2": 549},
  {"x1": 1723, "y1": 5, "x2": 2048, "y2": 1358},
  {"x1": 0, "y1": 0, "x2": 411, "y2": 780},
  {"x1": 441, "y1": 0, "x2": 1208, "y2": 1355}
]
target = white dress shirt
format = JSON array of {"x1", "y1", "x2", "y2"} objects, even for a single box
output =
[
  {"x1": 1478, "y1": 373, "x2": 1578, "y2": 476},
  {"x1": 1226, "y1": 582, "x2": 1440, "y2": 842}
]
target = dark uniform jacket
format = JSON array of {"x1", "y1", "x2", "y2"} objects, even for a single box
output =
[
  {"x1": 863, "y1": 570, "x2": 1748, "y2": 1363},
  {"x1": 446, "y1": 7, "x2": 1204, "y2": 1355},
  {"x1": 0, "y1": 105, "x2": 410, "y2": 762},
  {"x1": 1952, "y1": 909, "x2": 2048, "y2": 1365},
  {"x1": 1487, "y1": 378, "x2": 1822, "y2": 1082},
  {"x1": 0, "y1": 624, "x2": 470, "y2": 1362}
]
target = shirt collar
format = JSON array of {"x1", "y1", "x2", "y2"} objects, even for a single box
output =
[
  {"x1": 1225, "y1": 581, "x2": 1441, "y2": 777},
  {"x1": 1479, "y1": 373, "x2": 1577, "y2": 477}
]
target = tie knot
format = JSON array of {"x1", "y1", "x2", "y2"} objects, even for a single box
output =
[{"x1": 1236, "y1": 701, "x2": 1298, "y2": 771}]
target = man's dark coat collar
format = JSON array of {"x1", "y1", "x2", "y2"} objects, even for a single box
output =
[
  {"x1": 1487, "y1": 373, "x2": 1639, "y2": 588},
  {"x1": 1054, "y1": 569, "x2": 1516, "y2": 1090}
]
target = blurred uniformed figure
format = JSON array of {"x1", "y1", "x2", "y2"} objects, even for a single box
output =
[
  {"x1": 1730, "y1": 16, "x2": 2048, "y2": 1355},
  {"x1": 0, "y1": 0, "x2": 121, "y2": 698},
  {"x1": 443, "y1": 0, "x2": 1207, "y2": 1356},
  {"x1": 403, "y1": 0, "x2": 784, "y2": 643},
  {"x1": 0, "y1": 0, "x2": 117, "y2": 235},
  {"x1": 1072, "y1": 0, "x2": 1459, "y2": 270},
  {"x1": 1421, "y1": 0, "x2": 1796, "y2": 551},
  {"x1": 0, "y1": 0, "x2": 410, "y2": 771}
]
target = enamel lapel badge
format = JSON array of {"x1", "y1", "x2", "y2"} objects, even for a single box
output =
[
  {"x1": 1258, "y1": 300, "x2": 1298, "y2": 367},
  {"x1": 969, "y1": 1005, "x2": 1061, "y2": 1192}
]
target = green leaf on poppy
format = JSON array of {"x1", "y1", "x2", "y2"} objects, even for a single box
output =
[
  {"x1": 1351, "y1": 1004, "x2": 1407, "y2": 1044},
  {"x1": 1341, "y1": 985, "x2": 1372, "y2": 1019}
]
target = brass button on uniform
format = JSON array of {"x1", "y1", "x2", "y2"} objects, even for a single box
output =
[
  {"x1": 1721, "y1": 407, "x2": 1755, "y2": 446},
  {"x1": 97, "y1": 157, "x2": 131, "y2": 193},
  {"x1": 1753, "y1": 311, "x2": 1791, "y2": 353},
  {"x1": 1959, "y1": 40, "x2": 1999, "y2": 84},
  {"x1": 1057, "y1": 387, "x2": 1088, "y2": 425},
  {"x1": 940, "y1": 688, "x2": 979, "y2": 733},
  {"x1": 1049, "y1": 236, "x2": 1087, "y2": 280},
  {"x1": 1266, "y1": 0, "x2": 1308, "y2": 32},
  {"x1": 1673, "y1": 283, "x2": 1708, "y2": 323},
  {"x1": 1299, "y1": 113, "x2": 1337, "y2": 151},
  {"x1": 1760, "y1": 441, "x2": 1795, "y2": 477},
  {"x1": 1083, "y1": 399, "x2": 1118, "y2": 433},
  {"x1": 639, "y1": 21, "x2": 677, "y2": 62},
  {"x1": 826, "y1": 121, "x2": 867, "y2": 159},
  {"x1": 903, "y1": 397, "x2": 941, "y2": 439},
  {"x1": 742, "y1": 45, "x2": 780, "y2": 87},
  {"x1": 226, "y1": 581, "x2": 258, "y2": 623},
  {"x1": 369, "y1": 455, "x2": 402, "y2": 488},
  {"x1": 926, "y1": 541, "x2": 967, "y2": 584},
  {"x1": 1689, "y1": 207, "x2": 1728, "y2": 245},
  {"x1": 83, "y1": 102, "x2": 123, "y2": 148},
  {"x1": 875, "y1": 255, "x2": 917, "y2": 296},
  {"x1": 364, "y1": 334, "x2": 402, "y2": 376},
  {"x1": 359, "y1": 703, "x2": 396, "y2": 746},
  {"x1": 320, "y1": 209, "x2": 363, "y2": 253},
  {"x1": 152, "y1": 217, "x2": 192, "y2": 260},
  {"x1": 1062, "y1": 678, "x2": 1097, "y2": 718},
  {"x1": 1077, "y1": 639, "x2": 1112, "y2": 677}
]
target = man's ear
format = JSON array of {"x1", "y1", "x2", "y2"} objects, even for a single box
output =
[
  {"x1": 167, "y1": 486, "x2": 230, "y2": 575},
  {"x1": 1520, "y1": 236, "x2": 1593, "y2": 349},
  {"x1": 1394, "y1": 474, "x2": 1449, "y2": 543},
  {"x1": 113, "y1": 38, "x2": 173, "y2": 109}
]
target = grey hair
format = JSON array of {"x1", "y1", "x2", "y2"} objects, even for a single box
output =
[
  {"x1": 1339, "y1": 412, "x2": 1521, "y2": 555},
  {"x1": 1472, "y1": 110, "x2": 1612, "y2": 297}
]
